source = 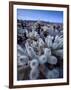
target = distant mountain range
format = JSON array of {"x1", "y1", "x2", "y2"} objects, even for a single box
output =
[
  {"x1": 17, "y1": 19, "x2": 63, "y2": 31},
  {"x1": 17, "y1": 19, "x2": 63, "y2": 25}
]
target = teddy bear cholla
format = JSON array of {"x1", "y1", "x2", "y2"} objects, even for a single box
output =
[{"x1": 17, "y1": 22, "x2": 63, "y2": 80}]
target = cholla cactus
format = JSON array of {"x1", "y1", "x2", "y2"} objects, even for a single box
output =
[
  {"x1": 17, "y1": 44, "x2": 24, "y2": 56},
  {"x1": 47, "y1": 55, "x2": 57, "y2": 65},
  {"x1": 38, "y1": 48, "x2": 51, "y2": 64},
  {"x1": 17, "y1": 55, "x2": 29, "y2": 69},
  {"x1": 25, "y1": 41, "x2": 38, "y2": 59},
  {"x1": 28, "y1": 30, "x2": 39, "y2": 40},
  {"x1": 53, "y1": 49, "x2": 63, "y2": 59},
  {"x1": 45, "y1": 35, "x2": 53, "y2": 48},
  {"x1": 39, "y1": 55, "x2": 47, "y2": 64},
  {"x1": 44, "y1": 48, "x2": 51, "y2": 57},
  {"x1": 29, "y1": 68, "x2": 39, "y2": 80},
  {"x1": 38, "y1": 38, "x2": 45, "y2": 47},
  {"x1": 52, "y1": 35, "x2": 63, "y2": 50},
  {"x1": 42, "y1": 26, "x2": 48, "y2": 32},
  {"x1": 30, "y1": 59, "x2": 39, "y2": 69}
]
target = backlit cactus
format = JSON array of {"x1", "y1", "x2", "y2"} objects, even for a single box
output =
[{"x1": 17, "y1": 20, "x2": 63, "y2": 80}]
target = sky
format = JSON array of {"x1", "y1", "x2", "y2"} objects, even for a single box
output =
[{"x1": 17, "y1": 9, "x2": 63, "y2": 23}]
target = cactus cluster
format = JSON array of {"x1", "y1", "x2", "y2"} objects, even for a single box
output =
[{"x1": 17, "y1": 21, "x2": 63, "y2": 80}]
